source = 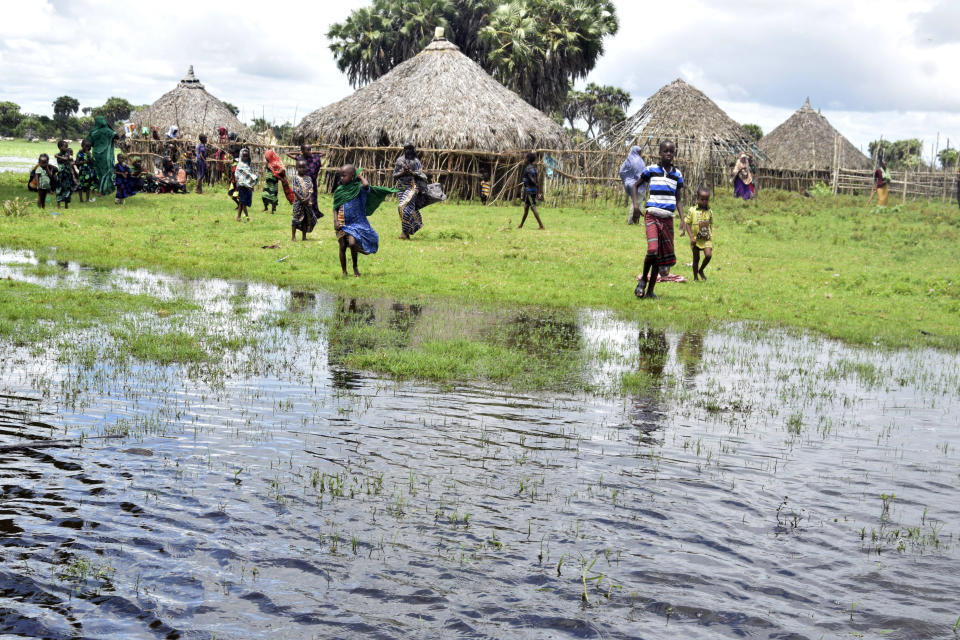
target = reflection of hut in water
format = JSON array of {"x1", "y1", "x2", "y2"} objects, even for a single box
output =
[
  {"x1": 293, "y1": 29, "x2": 569, "y2": 199},
  {"x1": 501, "y1": 310, "x2": 581, "y2": 355},
  {"x1": 637, "y1": 328, "x2": 668, "y2": 378},
  {"x1": 676, "y1": 331, "x2": 705, "y2": 381},
  {"x1": 288, "y1": 291, "x2": 317, "y2": 314}
]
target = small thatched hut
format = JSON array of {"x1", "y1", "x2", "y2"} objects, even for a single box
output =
[
  {"x1": 130, "y1": 66, "x2": 250, "y2": 140},
  {"x1": 605, "y1": 79, "x2": 765, "y2": 190},
  {"x1": 294, "y1": 30, "x2": 569, "y2": 198},
  {"x1": 759, "y1": 98, "x2": 871, "y2": 171}
]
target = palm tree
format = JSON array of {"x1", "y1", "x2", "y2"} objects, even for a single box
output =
[{"x1": 327, "y1": 0, "x2": 618, "y2": 113}]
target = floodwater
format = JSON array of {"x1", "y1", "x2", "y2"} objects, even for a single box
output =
[
  {"x1": 1, "y1": 249, "x2": 959, "y2": 639},
  {"x1": 0, "y1": 157, "x2": 35, "y2": 173}
]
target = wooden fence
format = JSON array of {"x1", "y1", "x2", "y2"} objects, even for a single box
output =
[{"x1": 121, "y1": 137, "x2": 960, "y2": 205}]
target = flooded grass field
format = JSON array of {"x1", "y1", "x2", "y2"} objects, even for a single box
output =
[{"x1": 1, "y1": 249, "x2": 958, "y2": 639}]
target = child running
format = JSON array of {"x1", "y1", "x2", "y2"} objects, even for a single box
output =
[
  {"x1": 290, "y1": 159, "x2": 317, "y2": 241},
  {"x1": 54, "y1": 140, "x2": 76, "y2": 210},
  {"x1": 31, "y1": 154, "x2": 55, "y2": 209},
  {"x1": 332, "y1": 164, "x2": 394, "y2": 277},
  {"x1": 114, "y1": 154, "x2": 135, "y2": 205},
  {"x1": 519, "y1": 152, "x2": 545, "y2": 229},
  {"x1": 681, "y1": 186, "x2": 714, "y2": 281},
  {"x1": 633, "y1": 140, "x2": 693, "y2": 300},
  {"x1": 234, "y1": 148, "x2": 257, "y2": 222},
  {"x1": 75, "y1": 139, "x2": 97, "y2": 202}
]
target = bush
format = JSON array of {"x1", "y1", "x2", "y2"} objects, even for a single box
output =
[
  {"x1": 2, "y1": 197, "x2": 31, "y2": 217},
  {"x1": 809, "y1": 181, "x2": 833, "y2": 198}
]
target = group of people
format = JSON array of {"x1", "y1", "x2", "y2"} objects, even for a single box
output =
[
  {"x1": 27, "y1": 124, "x2": 729, "y2": 298},
  {"x1": 29, "y1": 116, "x2": 128, "y2": 208},
  {"x1": 620, "y1": 141, "x2": 716, "y2": 300}
]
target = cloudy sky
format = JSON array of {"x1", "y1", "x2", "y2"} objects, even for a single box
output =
[{"x1": 2, "y1": 0, "x2": 959, "y2": 155}]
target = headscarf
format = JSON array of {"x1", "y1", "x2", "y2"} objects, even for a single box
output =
[
  {"x1": 619, "y1": 146, "x2": 646, "y2": 188},
  {"x1": 218, "y1": 126, "x2": 227, "y2": 137},
  {"x1": 89, "y1": 116, "x2": 117, "y2": 195},
  {"x1": 333, "y1": 169, "x2": 399, "y2": 215},
  {"x1": 167, "y1": 125, "x2": 178, "y2": 139},
  {"x1": 734, "y1": 153, "x2": 753, "y2": 185}
]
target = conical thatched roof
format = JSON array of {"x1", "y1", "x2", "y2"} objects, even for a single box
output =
[
  {"x1": 611, "y1": 79, "x2": 760, "y2": 156},
  {"x1": 131, "y1": 66, "x2": 251, "y2": 139},
  {"x1": 759, "y1": 99, "x2": 871, "y2": 170},
  {"x1": 294, "y1": 34, "x2": 569, "y2": 151}
]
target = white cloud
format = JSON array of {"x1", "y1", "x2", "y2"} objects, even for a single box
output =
[{"x1": 1, "y1": 0, "x2": 958, "y2": 150}]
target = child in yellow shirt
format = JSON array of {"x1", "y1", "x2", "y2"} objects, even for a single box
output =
[{"x1": 682, "y1": 186, "x2": 713, "y2": 281}]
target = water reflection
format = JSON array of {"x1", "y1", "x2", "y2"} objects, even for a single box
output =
[{"x1": 0, "y1": 250, "x2": 958, "y2": 639}]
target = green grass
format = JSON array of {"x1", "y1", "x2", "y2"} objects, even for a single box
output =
[
  {"x1": 0, "y1": 278, "x2": 190, "y2": 346},
  {"x1": 2, "y1": 170, "x2": 959, "y2": 350},
  {"x1": 0, "y1": 139, "x2": 62, "y2": 162}
]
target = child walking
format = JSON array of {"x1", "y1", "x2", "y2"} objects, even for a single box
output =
[
  {"x1": 31, "y1": 154, "x2": 55, "y2": 209},
  {"x1": 75, "y1": 139, "x2": 97, "y2": 202},
  {"x1": 54, "y1": 141, "x2": 76, "y2": 210},
  {"x1": 519, "y1": 152, "x2": 545, "y2": 229},
  {"x1": 332, "y1": 164, "x2": 394, "y2": 277},
  {"x1": 479, "y1": 169, "x2": 491, "y2": 205},
  {"x1": 195, "y1": 134, "x2": 207, "y2": 194},
  {"x1": 682, "y1": 186, "x2": 714, "y2": 281},
  {"x1": 234, "y1": 148, "x2": 257, "y2": 221},
  {"x1": 262, "y1": 163, "x2": 280, "y2": 213},
  {"x1": 290, "y1": 159, "x2": 317, "y2": 241},
  {"x1": 114, "y1": 154, "x2": 135, "y2": 205},
  {"x1": 633, "y1": 140, "x2": 693, "y2": 300}
]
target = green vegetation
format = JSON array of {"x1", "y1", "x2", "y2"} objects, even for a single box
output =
[
  {"x1": 1, "y1": 171, "x2": 959, "y2": 351},
  {"x1": 328, "y1": 0, "x2": 618, "y2": 111},
  {"x1": 0, "y1": 278, "x2": 190, "y2": 346}
]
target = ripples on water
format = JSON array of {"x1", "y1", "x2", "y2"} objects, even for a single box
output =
[{"x1": 0, "y1": 250, "x2": 958, "y2": 639}]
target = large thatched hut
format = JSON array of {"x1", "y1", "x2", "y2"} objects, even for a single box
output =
[
  {"x1": 130, "y1": 66, "x2": 250, "y2": 139},
  {"x1": 294, "y1": 30, "x2": 569, "y2": 199},
  {"x1": 605, "y1": 79, "x2": 765, "y2": 190},
  {"x1": 759, "y1": 98, "x2": 871, "y2": 171}
]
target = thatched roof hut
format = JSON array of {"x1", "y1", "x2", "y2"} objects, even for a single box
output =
[
  {"x1": 605, "y1": 79, "x2": 764, "y2": 188},
  {"x1": 613, "y1": 79, "x2": 760, "y2": 151},
  {"x1": 130, "y1": 66, "x2": 251, "y2": 139},
  {"x1": 759, "y1": 98, "x2": 871, "y2": 170},
  {"x1": 294, "y1": 33, "x2": 569, "y2": 151}
]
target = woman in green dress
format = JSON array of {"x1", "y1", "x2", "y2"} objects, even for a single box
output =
[{"x1": 88, "y1": 116, "x2": 118, "y2": 196}]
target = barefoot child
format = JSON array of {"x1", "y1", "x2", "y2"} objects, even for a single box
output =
[
  {"x1": 114, "y1": 154, "x2": 135, "y2": 205},
  {"x1": 519, "y1": 152, "x2": 545, "y2": 229},
  {"x1": 262, "y1": 163, "x2": 279, "y2": 213},
  {"x1": 633, "y1": 140, "x2": 693, "y2": 300},
  {"x1": 195, "y1": 134, "x2": 207, "y2": 194},
  {"x1": 332, "y1": 164, "x2": 394, "y2": 277},
  {"x1": 290, "y1": 159, "x2": 317, "y2": 241},
  {"x1": 75, "y1": 139, "x2": 97, "y2": 202},
  {"x1": 31, "y1": 154, "x2": 55, "y2": 209},
  {"x1": 682, "y1": 186, "x2": 714, "y2": 281},
  {"x1": 54, "y1": 141, "x2": 76, "y2": 210},
  {"x1": 479, "y1": 169, "x2": 491, "y2": 205},
  {"x1": 234, "y1": 148, "x2": 257, "y2": 221}
]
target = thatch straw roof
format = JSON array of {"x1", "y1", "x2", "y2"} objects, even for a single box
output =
[
  {"x1": 759, "y1": 98, "x2": 871, "y2": 170},
  {"x1": 609, "y1": 79, "x2": 761, "y2": 158},
  {"x1": 130, "y1": 66, "x2": 252, "y2": 139},
  {"x1": 294, "y1": 33, "x2": 569, "y2": 151}
]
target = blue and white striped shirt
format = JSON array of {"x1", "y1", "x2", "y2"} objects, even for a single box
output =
[{"x1": 642, "y1": 164, "x2": 684, "y2": 218}]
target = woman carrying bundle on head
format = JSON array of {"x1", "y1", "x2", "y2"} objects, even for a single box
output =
[
  {"x1": 732, "y1": 153, "x2": 755, "y2": 201},
  {"x1": 394, "y1": 141, "x2": 424, "y2": 239}
]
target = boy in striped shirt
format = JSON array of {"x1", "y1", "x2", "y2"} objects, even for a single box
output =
[{"x1": 632, "y1": 140, "x2": 693, "y2": 300}]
